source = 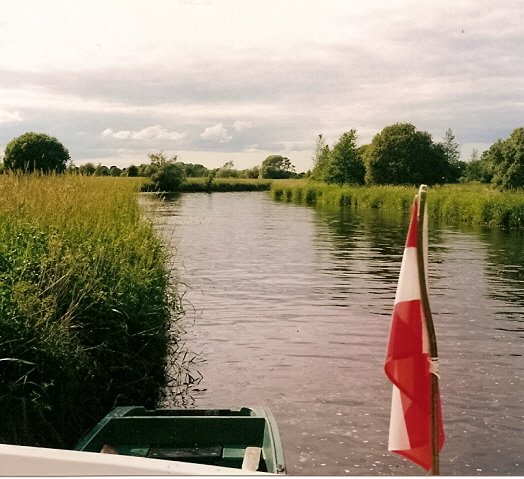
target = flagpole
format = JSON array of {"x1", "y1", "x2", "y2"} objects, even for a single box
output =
[{"x1": 415, "y1": 185, "x2": 440, "y2": 476}]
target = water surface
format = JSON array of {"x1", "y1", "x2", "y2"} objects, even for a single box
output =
[{"x1": 154, "y1": 191, "x2": 524, "y2": 476}]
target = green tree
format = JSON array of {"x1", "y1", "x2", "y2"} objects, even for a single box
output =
[
  {"x1": 441, "y1": 128, "x2": 460, "y2": 164},
  {"x1": 486, "y1": 128, "x2": 524, "y2": 190},
  {"x1": 440, "y1": 128, "x2": 464, "y2": 183},
  {"x1": 3, "y1": 132, "x2": 70, "y2": 173},
  {"x1": 310, "y1": 134, "x2": 331, "y2": 181},
  {"x1": 79, "y1": 162, "x2": 96, "y2": 176},
  {"x1": 240, "y1": 166, "x2": 260, "y2": 178},
  {"x1": 324, "y1": 130, "x2": 365, "y2": 185},
  {"x1": 182, "y1": 163, "x2": 209, "y2": 177},
  {"x1": 215, "y1": 161, "x2": 239, "y2": 178},
  {"x1": 461, "y1": 149, "x2": 491, "y2": 183},
  {"x1": 94, "y1": 164, "x2": 109, "y2": 176},
  {"x1": 109, "y1": 165, "x2": 121, "y2": 177},
  {"x1": 147, "y1": 152, "x2": 186, "y2": 191},
  {"x1": 364, "y1": 123, "x2": 448, "y2": 186},
  {"x1": 123, "y1": 164, "x2": 139, "y2": 177},
  {"x1": 259, "y1": 155, "x2": 295, "y2": 179}
]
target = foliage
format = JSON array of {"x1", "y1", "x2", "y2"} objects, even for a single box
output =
[
  {"x1": 215, "y1": 161, "x2": 239, "y2": 178},
  {"x1": 0, "y1": 174, "x2": 189, "y2": 447},
  {"x1": 79, "y1": 162, "x2": 96, "y2": 176},
  {"x1": 242, "y1": 165, "x2": 260, "y2": 179},
  {"x1": 183, "y1": 162, "x2": 209, "y2": 177},
  {"x1": 441, "y1": 128, "x2": 461, "y2": 165},
  {"x1": 143, "y1": 152, "x2": 187, "y2": 192},
  {"x1": 324, "y1": 130, "x2": 365, "y2": 185},
  {"x1": 310, "y1": 134, "x2": 331, "y2": 181},
  {"x1": 462, "y1": 149, "x2": 493, "y2": 183},
  {"x1": 109, "y1": 165, "x2": 121, "y2": 177},
  {"x1": 123, "y1": 164, "x2": 139, "y2": 177},
  {"x1": 310, "y1": 132, "x2": 365, "y2": 185},
  {"x1": 364, "y1": 123, "x2": 449, "y2": 186},
  {"x1": 439, "y1": 128, "x2": 465, "y2": 183},
  {"x1": 259, "y1": 155, "x2": 295, "y2": 179},
  {"x1": 94, "y1": 164, "x2": 109, "y2": 176},
  {"x1": 3, "y1": 132, "x2": 70, "y2": 174},
  {"x1": 270, "y1": 180, "x2": 524, "y2": 228},
  {"x1": 485, "y1": 127, "x2": 524, "y2": 190}
]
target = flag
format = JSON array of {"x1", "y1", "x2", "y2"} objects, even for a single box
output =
[{"x1": 384, "y1": 194, "x2": 444, "y2": 472}]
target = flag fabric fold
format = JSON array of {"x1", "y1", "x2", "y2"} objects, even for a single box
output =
[{"x1": 384, "y1": 195, "x2": 444, "y2": 472}]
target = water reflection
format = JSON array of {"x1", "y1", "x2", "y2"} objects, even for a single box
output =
[{"x1": 153, "y1": 192, "x2": 524, "y2": 476}]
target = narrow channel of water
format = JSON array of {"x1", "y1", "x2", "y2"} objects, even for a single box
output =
[{"x1": 153, "y1": 191, "x2": 524, "y2": 476}]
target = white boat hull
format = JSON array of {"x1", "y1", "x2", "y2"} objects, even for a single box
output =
[{"x1": 0, "y1": 444, "x2": 268, "y2": 476}]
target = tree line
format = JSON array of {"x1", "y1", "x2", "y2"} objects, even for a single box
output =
[
  {"x1": 3, "y1": 126, "x2": 524, "y2": 190},
  {"x1": 309, "y1": 123, "x2": 524, "y2": 190},
  {"x1": 0, "y1": 132, "x2": 301, "y2": 191}
]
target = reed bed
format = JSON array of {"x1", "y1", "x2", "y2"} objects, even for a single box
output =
[
  {"x1": 270, "y1": 180, "x2": 524, "y2": 228},
  {"x1": 0, "y1": 174, "x2": 184, "y2": 447}
]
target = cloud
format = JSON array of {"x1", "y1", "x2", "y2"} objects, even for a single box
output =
[
  {"x1": 0, "y1": 110, "x2": 22, "y2": 124},
  {"x1": 234, "y1": 120, "x2": 252, "y2": 132},
  {"x1": 102, "y1": 125, "x2": 188, "y2": 142},
  {"x1": 200, "y1": 123, "x2": 232, "y2": 143}
]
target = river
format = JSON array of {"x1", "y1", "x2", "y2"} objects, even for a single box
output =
[{"x1": 152, "y1": 191, "x2": 524, "y2": 476}]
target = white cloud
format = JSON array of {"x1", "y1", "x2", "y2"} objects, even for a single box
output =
[
  {"x1": 234, "y1": 120, "x2": 252, "y2": 131},
  {"x1": 0, "y1": 110, "x2": 23, "y2": 124},
  {"x1": 102, "y1": 125, "x2": 188, "y2": 142},
  {"x1": 200, "y1": 123, "x2": 232, "y2": 142}
]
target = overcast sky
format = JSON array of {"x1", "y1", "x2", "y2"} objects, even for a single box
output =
[{"x1": 1, "y1": 0, "x2": 523, "y2": 172}]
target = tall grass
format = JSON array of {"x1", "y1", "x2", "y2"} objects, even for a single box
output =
[
  {"x1": 0, "y1": 174, "x2": 184, "y2": 447},
  {"x1": 270, "y1": 180, "x2": 524, "y2": 228}
]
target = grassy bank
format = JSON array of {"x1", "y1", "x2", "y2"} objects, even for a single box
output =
[
  {"x1": 0, "y1": 174, "x2": 182, "y2": 447},
  {"x1": 270, "y1": 180, "x2": 524, "y2": 228},
  {"x1": 181, "y1": 177, "x2": 272, "y2": 192}
]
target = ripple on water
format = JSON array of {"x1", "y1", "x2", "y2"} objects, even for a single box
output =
[{"x1": 153, "y1": 192, "x2": 524, "y2": 476}]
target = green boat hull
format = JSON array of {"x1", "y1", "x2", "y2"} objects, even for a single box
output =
[{"x1": 75, "y1": 406, "x2": 286, "y2": 474}]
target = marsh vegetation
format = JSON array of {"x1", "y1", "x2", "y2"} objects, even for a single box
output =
[
  {"x1": 0, "y1": 174, "x2": 189, "y2": 447},
  {"x1": 270, "y1": 181, "x2": 524, "y2": 228}
]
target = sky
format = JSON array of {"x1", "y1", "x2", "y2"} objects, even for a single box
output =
[{"x1": 1, "y1": 0, "x2": 523, "y2": 172}]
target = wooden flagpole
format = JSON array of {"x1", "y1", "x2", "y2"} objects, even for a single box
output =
[{"x1": 415, "y1": 185, "x2": 440, "y2": 475}]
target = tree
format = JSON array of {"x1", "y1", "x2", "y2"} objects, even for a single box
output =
[
  {"x1": 147, "y1": 152, "x2": 186, "y2": 191},
  {"x1": 3, "y1": 132, "x2": 70, "y2": 173},
  {"x1": 94, "y1": 164, "x2": 109, "y2": 176},
  {"x1": 460, "y1": 149, "x2": 491, "y2": 184},
  {"x1": 485, "y1": 128, "x2": 524, "y2": 190},
  {"x1": 364, "y1": 123, "x2": 448, "y2": 186},
  {"x1": 215, "y1": 161, "x2": 239, "y2": 178},
  {"x1": 259, "y1": 155, "x2": 295, "y2": 179},
  {"x1": 79, "y1": 162, "x2": 96, "y2": 176},
  {"x1": 182, "y1": 163, "x2": 209, "y2": 177},
  {"x1": 440, "y1": 128, "x2": 464, "y2": 183},
  {"x1": 441, "y1": 128, "x2": 460, "y2": 164},
  {"x1": 310, "y1": 134, "x2": 331, "y2": 181},
  {"x1": 109, "y1": 165, "x2": 121, "y2": 177},
  {"x1": 123, "y1": 165, "x2": 139, "y2": 177},
  {"x1": 324, "y1": 130, "x2": 365, "y2": 185},
  {"x1": 241, "y1": 166, "x2": 260, "y2": 179}
]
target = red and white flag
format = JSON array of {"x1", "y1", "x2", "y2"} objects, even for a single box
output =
[{"x1": 384, "y1": 195, "x2": 444, "y2": 472}]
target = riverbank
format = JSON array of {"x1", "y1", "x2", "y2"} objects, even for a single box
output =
[
  {"x1": 0, "y1": 174, "x2": 182, "y2": 448},
  {"x1": 270, "y1": 180, "x2": 524, "y2": 228},
  {"x1": 180, "y1": 177, "x2": 272, "y2": 192}
]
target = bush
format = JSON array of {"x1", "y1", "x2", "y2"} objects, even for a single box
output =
[{"x1": 143, "y1": 152, "x2": 186, "y2": 192}]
